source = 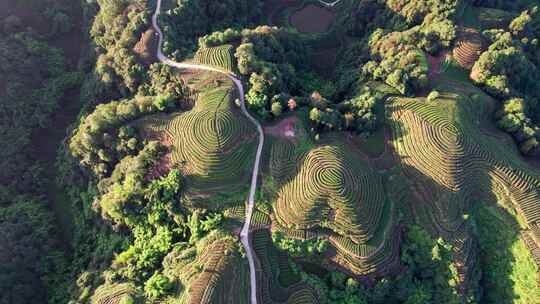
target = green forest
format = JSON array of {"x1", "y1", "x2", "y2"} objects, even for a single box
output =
[{"x1": 1, "y1": 0, "x2": 540, "y2": 303}]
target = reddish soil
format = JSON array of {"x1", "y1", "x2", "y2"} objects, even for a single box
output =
[
  {"x1": 145, "y1": 131, "x2": 175, "y2": 180},
  {"x1": 133, "y1": 28, "x2": 159, "y2": 65},
  {"x1": 289, "y1": 4, "x2": 335, "y2": 33},
  {"x1": 265, "y1": 116, "x2": 298, "y2": 141},
  {"x1": 470, "y1": 67, "x2": 481, "y2": 82}
]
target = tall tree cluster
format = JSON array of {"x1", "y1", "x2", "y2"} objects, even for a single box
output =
[{"x1": 472, "y1": 6, "x2": 540, "y2": 155}]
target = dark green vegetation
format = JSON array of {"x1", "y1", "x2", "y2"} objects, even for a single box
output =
[
  {"x1": 470, "y1": 8, "x2": 540, "y2": 155},
  {"x1": 3, "y1": 0, "x2": 540, "y2": 304},
  {"x1": 0, "y1": 0, "x2": 82, "y2": 302},
  {"x1": 472, "y1": 203, "x2": 540, "y2": 303},
  {"x1": 160, "y1": 0, "x2": 263, "y2": 59}
]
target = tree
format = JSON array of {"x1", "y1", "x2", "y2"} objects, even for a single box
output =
[
  {"x1": 404, "y1": 284, "x2": 432, "y2": 304},
  {"x1": 330, "y1": 272, "x2": 347, "y2": 289},
  {"x1": 520, "y1": 137, "x2": 539, "y2": 155},
  {"x1": 310, "y1": 108, "x2": 322, "y2": 124},
  {"x1": 236, "y1": 43, "x2": 257, "y2": 75},
  {"x1": 46, "y1": 8, "x2": 72, "y2": 36},
  {"x1": 153, "y1": 94, "x2": 176, "y2": 111},
  {"x1": 288, "y1": 98, "x2": 297, "y2": 111},
  {"x1": 271, "y1": 101, "x2": 283, "y2": 117},
  {"x1": 0, "y1": 197, "x2": 68, "y2": 304},
  {"x1": 427, "y1": 90, "x2": 440, "y2": 101},
  {"x1": 510, "y1": 10, "x2": 533, "y2": 36},
  {"x1": 144, "y1": 272, "x2": 172, "y2": 300}
]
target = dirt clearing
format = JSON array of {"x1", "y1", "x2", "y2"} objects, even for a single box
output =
[
  {"x1": 290, "y1": 4, "x2": 335, "y2": 33},
  {"x1": 265, "y1": 116, "x2": 298, "y2": 141}
]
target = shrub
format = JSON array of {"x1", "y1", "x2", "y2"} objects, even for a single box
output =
[
  {"x1": 144, "y1": 272, "x2": 172, "y2": 300},
  {"x1": 271, "y1": 102, "x2": 283, "y2": 117},
  {"x1": 153, "y1": 94, "x2": 176, "y2": 111},
  {"x1": 427, "y1": 90, "x2": 440, "y2": 101}
]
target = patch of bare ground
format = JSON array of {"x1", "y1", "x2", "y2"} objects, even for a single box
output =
[
  {"x1": 133, "y1": 28, "x2": 159, "y2": 65},
  {"x1": 289, "y1": 4, "x2": 335, "y2": 33},
  {"x1": 264, "y1": 116, "x2": 299, "y2": 142},
  {"x1": 189, "y1": 73, "x2": 231, "y2": 99},
  {"x1": 144, "y1": 130, "x2": 174, "y2": 180}
]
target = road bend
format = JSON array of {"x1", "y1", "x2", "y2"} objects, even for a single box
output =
[{"x1": 152, "y1": 1, "x2": 263, "y2": 303}]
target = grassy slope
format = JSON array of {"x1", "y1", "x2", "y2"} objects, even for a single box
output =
[{"x1": 474, "y1": 203, "x2": 540, "y2": 304}]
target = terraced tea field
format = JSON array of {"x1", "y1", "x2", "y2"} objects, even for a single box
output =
[
  {"x1": 194, "y1": 44, "x2": 236, "y2": 73},
  {"x1": 143, "y1": 79, "x2": 257, "y2": 193},
  {"x1": 90, "y1": 283, "x2": 136, "y2": 304},
  {"x1": 453, "y1": 28, "x2": 486, "y2": 69},
  {"x1": 162, "y1": 231, "x2": 250, "y2": 303},
  {"x1": 387, "y1": 92, "x2": 540, "y2": 289},
  {"x1": 78, "y1": 1, "x2": 540, "y2": 303},
  {"x1": 269, "y1": 132, "x2": 399, "y2": 276},
  {"x1": 252, "y1": 230, "x2": 323, "y2": 304}
]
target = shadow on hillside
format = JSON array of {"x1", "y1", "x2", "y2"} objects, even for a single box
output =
[
  {"x1": 396, "y1": 147, "x2": 526, "y2": 303},
  {"x1": 474, "y1": 170, "x2": 528, "y2": 304}
]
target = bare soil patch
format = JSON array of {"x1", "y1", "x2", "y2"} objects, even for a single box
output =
[
  {"x1": 133, "y1": 28, "x2": 159, "y2": 65},
  {"x1": 265, "y1": 116, "x2": 299, "y2": 141},
  {"x1": 144, "y1": 130, "x2": 174, "y2": 180},
  {"x1": 290, "y1": 4, "x2": 335, "y2": 33}
]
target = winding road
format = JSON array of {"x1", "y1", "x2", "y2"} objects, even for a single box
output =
[{"x1": 152, "y1": 1, "x2": 263, "y2": 303}]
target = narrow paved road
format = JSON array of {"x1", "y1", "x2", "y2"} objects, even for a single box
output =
[
  {"x1": 318, "y1": 0, "x2": 342, "y2": 7},
  {"x1": 152, "y1": 1, "x2": 262, "y2": 303}
]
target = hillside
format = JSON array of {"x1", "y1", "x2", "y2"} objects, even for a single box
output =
[{"x1": 4, "y1": 0, "x2": 540, "y2": 303}]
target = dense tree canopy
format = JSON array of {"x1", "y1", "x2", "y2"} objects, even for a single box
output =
[
  {"x1": 472, "y1": 6, "x2": 540, "y2": 155},
  {"x1": 0, "y1": 192, "x2": 67, "y2": 304},
  {"x1": 0, "y1": 32, "x2": 81, "y2": 190},
  {"x1": 160, "y1": 0, "x2": 263, "y2": 59},
  {"x1": 4, "y1": 0, "x2": 540, "y2": 303},
  {"x1": 91, "y1": 0, "x2": 150, "y2": 94}
]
